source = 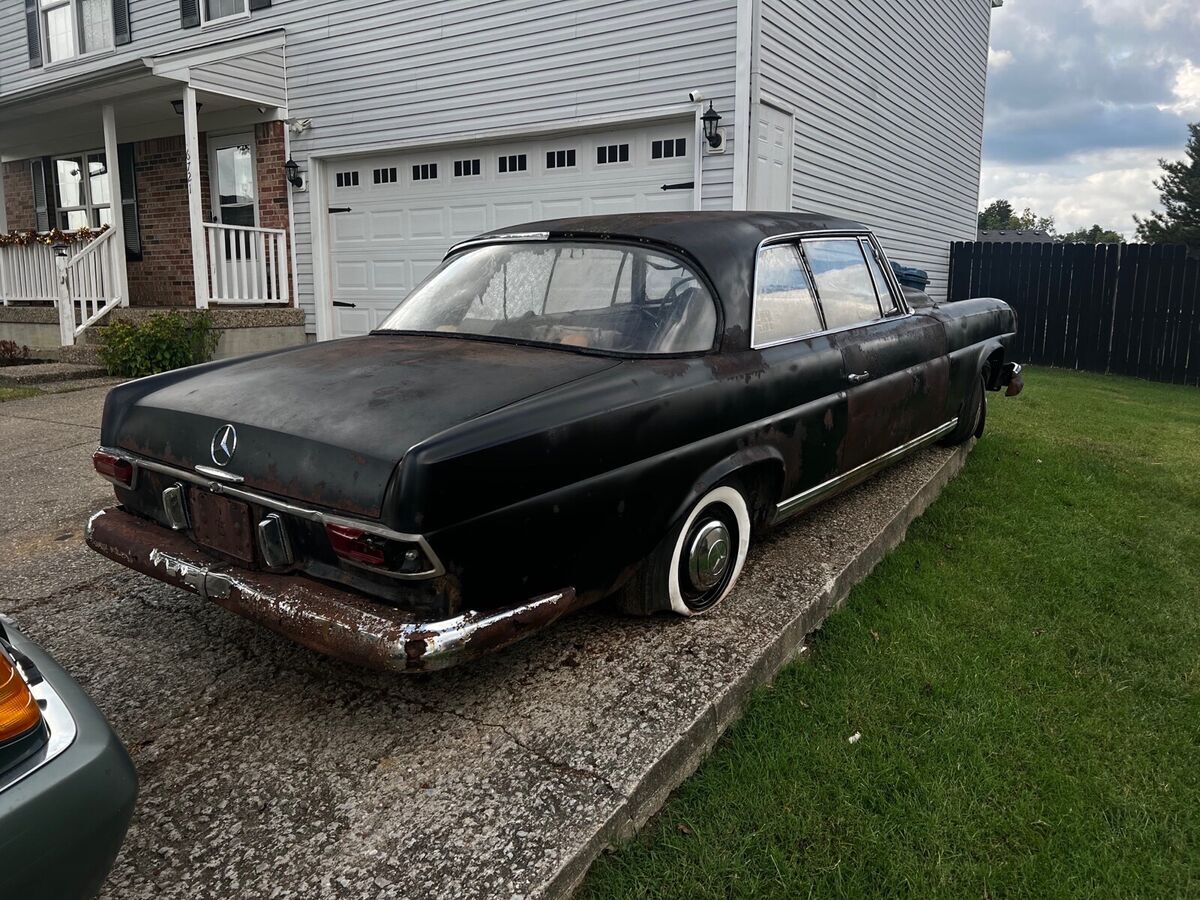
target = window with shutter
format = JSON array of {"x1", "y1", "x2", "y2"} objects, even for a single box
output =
[
  {"x1": 25, "y1": 0, "x2": 42, "y2": 67},
  {"x1": 118, "y1": 144, "x2": 142, "y2": 261},
  {"x1": 31, "y1": 159, "x2": 54, "y2": 232},
  {"x1": 180, "y1": 0, "x2": 199, "y2": 28}
]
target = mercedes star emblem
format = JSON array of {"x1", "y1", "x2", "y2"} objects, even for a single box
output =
[{"x1": 211, "y1": 424, "x2": 238, "y2": 467}]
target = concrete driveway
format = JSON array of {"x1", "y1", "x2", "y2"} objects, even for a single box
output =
[{"x1": 0, "y1": 385, "x2": 966, "y2": 899}]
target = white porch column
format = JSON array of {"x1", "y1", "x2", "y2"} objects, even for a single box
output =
[
  {"x1": 101, "y1": 104, "x2": 129, "y2": 307},
  {"x1": 182, "y1": 86, "x2": 209, "y2": 309},
  {"x1": 0, "y1": 159, "x2": 8, "y2": 232}
]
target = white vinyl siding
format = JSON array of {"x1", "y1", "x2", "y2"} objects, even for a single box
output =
[{"x1": 756, "y1": 0, "x2": 992, "y2": 301}]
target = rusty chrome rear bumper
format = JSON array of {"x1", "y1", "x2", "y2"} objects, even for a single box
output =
[{"x1": 86, "y1": 507, "x2": 582, "y2": 673}]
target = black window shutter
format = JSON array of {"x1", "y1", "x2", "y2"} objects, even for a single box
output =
[
  {"x1": 117, "y1": 144, "x2": 143, "y2": 261},
  {"x1": 113, "y1": 0, "x2": 131, "y2": 45},
  {"x1": 25, "y1": 0, "x2": 42, "y2": 68},
  {"x1": 32, "y1": 158, "x2": 55, "y2": 232},
  {"x1": 249, "y1": 0, "x2": 272, "y2": 9},
  {"x1": 180, "y1": 0, "x2": 199, "y2": 28}
]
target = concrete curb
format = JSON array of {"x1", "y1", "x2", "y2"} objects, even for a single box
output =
[{"x1": 548, "y1": 441, "x2": 973, "y2": 898}]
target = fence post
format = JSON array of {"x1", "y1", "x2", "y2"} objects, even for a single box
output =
[{"x1": 54, "y1": 243, "x2": 74, "y2": 346}]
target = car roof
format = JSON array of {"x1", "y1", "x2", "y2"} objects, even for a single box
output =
[{"x1": 456, "y1": 211, "x2": 872, "y2": 352}]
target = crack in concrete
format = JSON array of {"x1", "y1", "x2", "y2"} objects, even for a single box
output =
[
  {"x1": 1, "y1": 569, "x2": 128, "y2": 616},
  {"x1": 0, "y1": 411, "x2": 102, "y2": 429}
]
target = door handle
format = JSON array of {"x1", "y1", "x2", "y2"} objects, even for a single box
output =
[{"x1": 847, "y1": 371, "x2": 871, "y2": 384}]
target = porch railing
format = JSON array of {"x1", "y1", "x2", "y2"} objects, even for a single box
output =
[
  {"x1": 63, "y1": 228, "x2": 122, "y2": 338},
  {"x1": 0, "y1": 240, "x2": 61, "y2": 305},
  {"x1": 204, "y1": 223, "x2": 290, "y2": 304}
]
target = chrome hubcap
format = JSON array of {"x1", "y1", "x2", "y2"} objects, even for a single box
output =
[{"x1": 687, "y1": 520, "x2": 731, "y2": 592}]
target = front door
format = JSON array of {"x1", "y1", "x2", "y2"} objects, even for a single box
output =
[{"x1": 208, "y1": 133, "x2": 257, "y2": 227}]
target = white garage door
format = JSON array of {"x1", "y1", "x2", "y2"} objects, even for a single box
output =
[{"x1": 325, "y1": 121, "x2": 696, "y2": 337}]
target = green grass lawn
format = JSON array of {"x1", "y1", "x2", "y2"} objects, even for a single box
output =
[
  {"x1": 584, "y1": 367, "x2": 1200, "y2": 899},
  {"x1": 0, "y1": 385, "x2": 40, "y2": 402}
]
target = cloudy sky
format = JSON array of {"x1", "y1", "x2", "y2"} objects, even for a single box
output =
[{"x1": 981, "y1": 0, "x2": 1200, "y2": 237}]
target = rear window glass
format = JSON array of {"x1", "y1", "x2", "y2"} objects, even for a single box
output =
[
  {"x1": 804, "y1": 239, "x2": 883, "y2": 329},
  {"x1": 753, "y1": 243, "x2": 823, "y2": 345},
  {"x1": 378, "y1": 242, "x2": 717, "y2": 354},
  {"x1": 860, "y1": 239, "x2": 898, "y2": 314}
]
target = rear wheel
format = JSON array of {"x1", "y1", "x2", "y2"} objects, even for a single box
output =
[
  {"x1": 614, "y1": 483, "x2": 752, "y2": 616},
  {"x1": 941, "y1": 370, "x2": 988, "y2": 446}
]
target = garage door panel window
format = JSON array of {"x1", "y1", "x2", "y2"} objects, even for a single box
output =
[
  {"x1": 412, "y1": 163, "x2": 438, "y2": 182},
  {"x1": 373, "y1": 167, "x2": 398, "y2": 185},
  {"x1": 651, "y1": 138, "x2": 687, "y2": 160},
  {"x1": 498, "y1": 154, "x2": 527, "y2": 174},
  {"x1": 335, "y1": 171, "x2": 359, "y2": 188},
  {"x1": 753, "y1": 243, "x2": 822, "y2": 346},
  {"x1": 546, "y1": 149, "x2": 577, "y2": 170},
  {"x1": 597, "y1": 144, "x2": 630, "y2": 165},
  {"x1": 803, "y1": 238, "x2": 883, "y2": 330},
  {"x1": 379, "y1": 242, "x2": 716, "y2": 355},
  {"x1": 454, "y1": 159, "x2": 482, "y2": 178}
]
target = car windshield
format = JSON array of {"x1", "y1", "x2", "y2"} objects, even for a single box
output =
[{"x1": 376, "y1": 241, "x2": 718, "y2": 354}]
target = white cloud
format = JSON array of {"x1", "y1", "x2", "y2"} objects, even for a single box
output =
[
  {"x1": 1159, "y1": 59, "x2": 1200, "y2": 115},
  {"x1": 988, "y1": 47, "x2": 1014, "y2": 71},
  {"x1": 981, "y1": 148, "x2": 1169, "y2": 238}
]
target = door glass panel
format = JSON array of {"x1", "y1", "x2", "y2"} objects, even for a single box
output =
[
  {"x1": 87, "y1": 153, "x2": 110, "y2": 206},
  {"x1": 60, "y1": 209, "x2": 89, "y2": 230},
  {"x1": 93, "y1": 207, "x2": 113, "y2": 228},
  {"x1": 753, "y1": 243, "x2": 822, "y2": 345},
  {"x1": 44, "y1": 4, "x2": 75, "y2": 62},
  {"x1": 78, "y1": 0, "x2": 113, "y2": 53},
  {"x1": 55, "y1": 157, "x2": 85, "y2": 208},
  {"x1": 215, "y1": 143, "x2": 256, "y2": 227},
  {"x1": 804, "y1": 239, "x2": 883, "y2": 329}
]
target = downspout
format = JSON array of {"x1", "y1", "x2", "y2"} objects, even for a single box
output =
[{"x1": 732, "y1": 0, "x2": 755, "y2": 209}]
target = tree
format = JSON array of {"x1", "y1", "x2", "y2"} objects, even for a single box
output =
[
  {"x1": 978, "y1": 199, "x2": 1055, "y2": 234},
  {"x1": 1060, "y1": 224, "x2": 1124, "y2": 244},
  {"x1": 1135, "y1": 122, "x2": 1200, "y2": 253}
]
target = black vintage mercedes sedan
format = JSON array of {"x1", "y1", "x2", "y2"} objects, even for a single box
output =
[{"x1": 87, "y1": 212, "x2": 1022, "y2": 671}]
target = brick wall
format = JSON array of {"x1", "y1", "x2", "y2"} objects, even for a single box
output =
[
  {"x1": 3, "y1": 161, "x2": 36, "y2": 231},
  {"x1": 126, "y1": 134, "x2": 213, "y2": 307}
]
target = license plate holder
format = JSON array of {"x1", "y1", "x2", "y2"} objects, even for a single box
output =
[{"x1": 189, "y1": 489, "x2": 256, "y2": 563}]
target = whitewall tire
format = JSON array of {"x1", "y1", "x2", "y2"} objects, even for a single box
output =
[{"x1": 666, "y1": 485, "x2": 752, "y2": 616}]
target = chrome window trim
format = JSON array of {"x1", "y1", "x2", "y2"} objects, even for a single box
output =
[
  {"x1": 773, "y1": 418, "x2": 958, "y2": 522},
  {"x1": 750, "y1": 229, "x2": 914, "y2": 351},
  {"x1": 0, "y1": 627, "x2": 77, "y2": 794},
  {"x1": 99, "y1": 447, "x2": 446, "y2": 579},
  {"x1": 446, "y1": 231, "x2": 550, "y2": 255}
]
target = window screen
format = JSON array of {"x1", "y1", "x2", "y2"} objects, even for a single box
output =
[
  {"x1": 753, "y1": 244, "x2": 822, "y2": 345},
  {"x1": 804, "y1": 239, "x2": 882, "y2": 329}
]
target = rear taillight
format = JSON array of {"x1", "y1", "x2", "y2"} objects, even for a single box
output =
[
  {"x1": 0, "y1": 652, "x2": 41, "y2": 744},
  {"x1": 325, "y1": 524, "x2": 388, "y2": 566},
  {"x1": 93, "y1": 450, "x2": 134, "y2": 488}
]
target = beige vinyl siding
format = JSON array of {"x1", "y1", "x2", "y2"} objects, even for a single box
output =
[{"x1": 757, "y1": 0, "x2": 992, "y2": 300}]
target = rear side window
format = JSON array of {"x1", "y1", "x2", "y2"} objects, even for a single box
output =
[
  {"x1": 803, "y1": 238, "x2": 883, "y2": 329},
  {"x1": 753, "y1": 243, "x2": 823, "y2": 345}
]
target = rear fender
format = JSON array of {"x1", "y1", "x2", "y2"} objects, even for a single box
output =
[{"x1": 670, "y1": 446, "x2": 787, "y2": 533}]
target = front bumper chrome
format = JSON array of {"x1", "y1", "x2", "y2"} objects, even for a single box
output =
[{"x1": 86, "y1": 507, "x2": 582, "y2": 672}]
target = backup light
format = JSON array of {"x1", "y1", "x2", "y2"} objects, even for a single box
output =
[
  {"x1": 0, "y1": 652, "x2": 41, "y2": 744},
  {"x1": 93, "y1": 450, "x2": 134, "y2": 488}
]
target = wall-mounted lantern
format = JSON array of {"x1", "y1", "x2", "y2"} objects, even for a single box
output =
[
  {"x1": 701, "y1": 101, "x2": 725, "y2": 151},
  {"x1": 284, "y1": 158, "x2": 304, "y2": 189},
  {"x1": 171, "y1": 99, "x2": 203, "y2": 116}
]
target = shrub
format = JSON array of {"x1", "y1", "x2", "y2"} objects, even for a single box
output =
[
  {"x1": 0, "y1": 340, "x2": 31, "y2": 364},
  {"x1": 98, "y1": 311, "x2": 221, "y2": 378}
]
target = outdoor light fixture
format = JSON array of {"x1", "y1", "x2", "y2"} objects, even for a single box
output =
[
  {"x1": 284, "y1": 158, "x2": 304, "y2": 189},
  {"x1": 171, "y1": 99, "x2": 203, "y2": 115},
  {"x1": 701, "y1": 101, "x2": 724, "y2": 149}
]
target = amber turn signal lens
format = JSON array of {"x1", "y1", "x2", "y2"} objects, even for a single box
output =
[
  {"x1": 93, "y1": 450, "x2": 134, "y2": 488},
  {"x1": 0, "y1": 652, "x2": 41, "y2": 744}
]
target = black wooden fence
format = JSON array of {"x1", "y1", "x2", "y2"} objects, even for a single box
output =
[{"x1": 948, "y1": 241, "x2": 1200, "y2": 386}]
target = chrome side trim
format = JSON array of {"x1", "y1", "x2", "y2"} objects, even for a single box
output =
[
  {"x1": 98, "y1": 447, "x2": 446, "y2": 579},
  {"x1": 0, "y1": 620, "x2": 78, "y2": 794},
  {"x1": 773, "y1": 418, "x2": 958, "y2": 523}
]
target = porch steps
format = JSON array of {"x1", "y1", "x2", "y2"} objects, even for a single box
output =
[{"x1": 0, "y1": 361, "x2": 107, "y2": 386}]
